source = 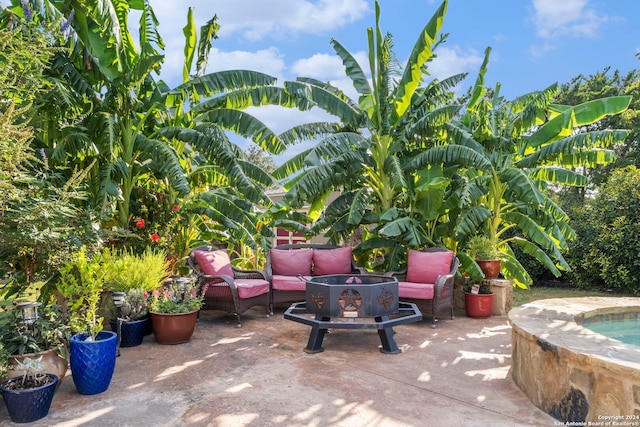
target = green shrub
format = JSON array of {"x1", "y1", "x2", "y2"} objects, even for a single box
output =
[
  {"x1": 566, "y1": 166, "x2": 640, "y2": 294},
  {"x1": 102, "y1": 248, "x2": 169, "y2": 292}
]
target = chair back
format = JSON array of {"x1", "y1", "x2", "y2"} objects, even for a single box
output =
[{"x1": 189, "y1": 246, "x2": 234, "y2": 279}]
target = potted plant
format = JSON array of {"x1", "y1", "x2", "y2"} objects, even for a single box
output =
[
  {"x1": 463, "y1": 277, "x2": 494, "y2": 318},
  {"x1": 467, "y1": 235, "x2": 501, "y2": 279},
  {"x1": 0, "y1": 356, "x2": 59, "y2": 423},
  {"x1": 1, "y1": 302, "x2": 70, "y2": 389},
  {"x1": 57, "y1": 247, "x2": 117, "y2": 395},
  {"x1": 148, "y1": 277, "x2": 203, "y2": 345},
  {"x1": 102, "y1": 247, "x2": 171, "y2": 293},
  {"x1": 106, "y1": 288, "x2": 150, "y2": 347},
  {"x1": 103, "y1": 247, "x2": 170, "y2": 345}
]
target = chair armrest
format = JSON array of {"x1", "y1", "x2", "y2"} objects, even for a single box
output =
[
  {"x1": 232, "y1": 267, "x2": 268, "y2": 280},
  {"x1": 433, "y1": 273, "x2": 455, "y2": 298},
  {"x1": 384, "y1": 268, "x2": 407, "y2": 281},
  {"x1": 198, "y1": 274, "x2": 236, "y2": 287}
]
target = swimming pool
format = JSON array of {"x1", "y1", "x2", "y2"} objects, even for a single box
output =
[
  {"x1": 509, "y1": 297, "x2": 640, "y2": 424},
  {"x1": 584, "y1": 316, "x2": 640, "y2": 346}
]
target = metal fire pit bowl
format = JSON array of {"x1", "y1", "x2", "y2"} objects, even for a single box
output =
[
  {"x1": 306, "y1": 274, "x2": 399, "y2": 318},
  {"x1": 284, "y1": 274, "x2": 422, "y2": 354}
]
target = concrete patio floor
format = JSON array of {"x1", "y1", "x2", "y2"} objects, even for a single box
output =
[{"x1": 0, "y1": 306, "x2": 555, "y2": 426}]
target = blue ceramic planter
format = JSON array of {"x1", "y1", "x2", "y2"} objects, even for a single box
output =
[
  {"x1": 0, "y1": 374, "x2": 58, "y2": 423},
  {"x1": 69, "y1": 330, "x2": 117, "y2": 395},
  {"x1": 110, "y1": 317, "x2": 149, "y2": 347}
]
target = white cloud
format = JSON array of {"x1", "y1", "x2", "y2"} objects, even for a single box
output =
[
  {"x1": 208, "y1": 47, "x2": 286, "y2": 77},
  {"x1": 291, "y1": 53, "x2": 344, "y2": 79},
  {"x1": 150, "y1": 0, "x2": 369, "y2": 42},
  {"x1": 427, "y1": 46, "x2": 484, "y2": 83},
  {"x1": 531, "y1": 0, "x2": 608, "y2": 39}
]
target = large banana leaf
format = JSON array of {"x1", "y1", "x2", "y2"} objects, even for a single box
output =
[
  {"x1": 182, "y1": 7, "x2": 197, "y2": 82},
  {"x1": 330, "y1": 38, "x2": 371, "y2": 96},
  {"x1": 390, "y1": 0, "x2": 448, "y2": 125},
  {"x1": 528, "y1": 167, "x2": 589, "y2": 186},
  {"x1": 197, "y1": 109, "x2": 286, "y2": 154},
  {"x1": 169, "y1": 70, "x2": 277, "y2": 106},
  {"x1": 289, "y1": 79, "x2": 363, "y2": 125},
  {"x1": 527, "y1": 96, "x2": 631, "y2": 147},
  {"x1": 519, "y1": 129, "x2": 629, "y2": 167}
]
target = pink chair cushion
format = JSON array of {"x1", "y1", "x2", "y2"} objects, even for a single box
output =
[
  {"x1": 205, "y1": 279, "x2": 269, "y2": 299},
  {"x1": 271, "y1": 275, "x2": 310, "y2": 291},
  {"x1": 406, "y1": 249, "x2": 454, "y2": 284},
  {"x1": 270, "y1": 248, "x2": 313, "y2": 276},
  {"x1": 398, "y1": 281, "x2": 435, "y2": 300},
  {"x1": 194, "y1": 249, "x2": 234, "y2": 277},
  {"x1": 312, "y1": 247, "x2": 353, "y2": 276},
  {"x1": 234, "y1": 279, "x2": 270, "y2": 299}
]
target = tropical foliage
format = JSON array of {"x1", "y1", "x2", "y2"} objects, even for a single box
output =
[
  {"x1": 411, "y1": 53, "x2": 630, "y2": 287},
  {"x1": 271, "y1": 0, "x2": 631, "y2": 288},
  {"x1": 566, "y1": 166, "x2": 640, "y2": 294},
  {"x1": 272, "y1": 0, "x2": 463, "y2": 271},
  {"x1": 0, "y1": 23, "x2": 98, "y2": 298},
  {"x1": 0, "y1": 0, "x2": 636, "y2": 303}
]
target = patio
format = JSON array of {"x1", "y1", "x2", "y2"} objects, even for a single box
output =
[{"x1": 0, "y1": 307, "x2": 553, "y2": 427}]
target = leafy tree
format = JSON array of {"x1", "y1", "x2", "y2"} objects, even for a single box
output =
[
  {"x1": 0, "y1": 25, "x2": 98, "y2": 298},
  {"x1": 271, "y1": 0, "x2": 464, "y2": 270},
  {"x1": 566, "y1": 166, "x2": 640, "y2": 294},
  {"x1": 554, "y1": 68, "x2": 640, "y2": 200},
  {"x1": 1, "y1": 1, "x2": 299, "y2": 253},
  {"x1": 418, "y1": 52, "x2": 632, "y2": 287},
  {"x1": 244, "y1": 146, "x2": 277, "y2": 176}
]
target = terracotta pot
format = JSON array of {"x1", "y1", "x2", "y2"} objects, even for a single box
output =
[
  {"x1": 150, "y1": 310, "x2": 198, "y2": 345},
  {"x1": 464, "y1": 292, "x2": 494, "y2": 318},
  {"x1": 476, "y1": 259, "x2": 501, "y2": 279},
  {"x1": 6, "y1": 349, "x2": 68, "y2": 390}
]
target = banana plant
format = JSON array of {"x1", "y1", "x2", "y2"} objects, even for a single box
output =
[
  {"x1": 408, "y1": 48, "x2": 632, "y2": 287},
  {"x1": 270, "y1": 0, "x2": 463, "y2": 270},
  {"x1": 1, "y1": 1, "x2": 296, "y2": 252}
]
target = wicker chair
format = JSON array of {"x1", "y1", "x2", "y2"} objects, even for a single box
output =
[
  {"x1": 387, "y1": 247, "x2": 459, "y2": 328},
  {"x1": 188, "y1": 245, "x2": 270, "y2": 327},
  {"x1": 266, "y1": 243, "x2": 366, "y2": 308}
]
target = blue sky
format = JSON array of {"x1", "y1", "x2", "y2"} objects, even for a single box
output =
[
  {"x1": 143, "y1": 0, "x2": 640, "y2": 153},
  {"x1": 5, "y1": 0, "x2": 640, "y2": 159},
  {"x1": 148, "y1": 0, "x2": 640, "y2": 98}
]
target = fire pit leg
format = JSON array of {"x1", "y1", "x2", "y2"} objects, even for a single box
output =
[
  {"x1": 376, "y1": 316, "x2": 401, "y2": 354},
  {"x1": 304, "y1": 316, "x2": 330, "y2": 353}
]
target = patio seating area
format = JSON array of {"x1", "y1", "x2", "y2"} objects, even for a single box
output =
[{"x1": 0, "y1": 306, "x2": 553, "y2": 426}]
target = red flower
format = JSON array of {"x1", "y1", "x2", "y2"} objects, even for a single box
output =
[
  {"x1": 151, "y1": 233, "x2": 160, "y2": 242},
  {"x1": 136, "y1": 218, "x2": 145, "y2": 228},
  {"x1": 172, "y1": 204, "x2": 179, "y2": 212}
]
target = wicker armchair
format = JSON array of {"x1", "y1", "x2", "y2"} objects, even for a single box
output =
[
  {"x1": 386, "y1": 247, "x2": 459, "y2": 328},
  {"x1": 266, "y1": 243, "x2": 366, "y2": 308},
  {"x1": 188, "y1": 246, "x2": 270, "y2": 327}
]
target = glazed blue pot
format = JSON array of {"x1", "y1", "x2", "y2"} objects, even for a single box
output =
[
  {"x1": 110, "y1": 317, "x2": 149, "y2": 347},
  {"x1": 0, "y1": 373, "x2": 58, "y2": 423},
  {"x1": 69, "y1": 330, "x2": 117, "y2": 395}
]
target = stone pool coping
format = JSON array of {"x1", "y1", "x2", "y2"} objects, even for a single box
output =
[{"x1": 509, "y1": 297, "x2": 640, "y2": 422}]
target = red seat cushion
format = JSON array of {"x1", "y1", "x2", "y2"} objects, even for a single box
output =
[
  {"x1": 234, "y1": 279, "x2": 270, "y2": 299},
  {"x1": 312, "y1": 247, "x2": 353, "y2": 276},
  {"x1": 194, "y1": 250, "x2": 234, "y2": 277},
  {"x1": 271, "y1": 275, "x2": 310, "y2": 291},
  {"x1": 406, "y1": 250, "x2": 454, "y2": 284},
  {"x1": 204, "y1": 279, "x2": 269, "y2": 299},
  {"x1": 270, "y1": 248, "x2": 313, "y2": 276},
  {"x1": 398, "y1": 281, "x2": 435, "y2": 300}
]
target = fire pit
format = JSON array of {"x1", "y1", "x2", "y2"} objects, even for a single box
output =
[{"x1": 284, "y1": 274, "x2": 422, "y2": 354}]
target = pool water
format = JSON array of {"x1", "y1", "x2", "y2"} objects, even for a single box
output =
[{"x1": 585, "y1": 318, "x2": 640, "y2": 346}]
